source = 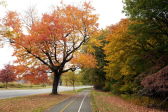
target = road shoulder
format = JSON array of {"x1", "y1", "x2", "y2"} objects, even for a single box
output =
[
  {"x1": 91, "y1": 90, "x2": 164, "y2": 112},
  {"x1": 0, "y1": 91, "x2": 76, "y2": 112}
]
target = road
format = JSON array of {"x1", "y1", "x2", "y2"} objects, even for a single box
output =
[
  {"x1": 46, "y1": 89, "x2": 92, "y2": 112},
  {"x1": 0, "y1": 86, "x2": 92, "y2": 99}
]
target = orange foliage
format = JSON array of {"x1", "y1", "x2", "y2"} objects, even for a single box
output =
[
  {"x1": 71, "y1": 53, "x2": 97, "y2": 68},
  {"x1": 23, "y1": 66, "x2": 49, "y2": 85},
  {"x1": 2, "y1": 2, "x2": 98, "y2": 94},
  {"x1": 4, "y1": 11, "x2": 21, "y2": 33},
  {"x1": 3, "y1": 3, "x2": 98, "y2": 70}
]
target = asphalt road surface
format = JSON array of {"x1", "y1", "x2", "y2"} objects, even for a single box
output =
[
  {"x1": 0, "y1": 86, "x2": 92, "y2": 99},
  {"x1": 46, "y1": 89, "x2": 92, "y2": 112}
]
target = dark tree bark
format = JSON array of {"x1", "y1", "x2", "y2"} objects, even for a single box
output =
[{"x1": 52, "y1": 72, "x2": 61, "y2": 94}]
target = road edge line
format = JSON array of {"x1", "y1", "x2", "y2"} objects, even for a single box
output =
[{"x1": 77, "y1": 93, "x2": 88, "y2": 112}]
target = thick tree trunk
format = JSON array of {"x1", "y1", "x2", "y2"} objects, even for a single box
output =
[{"x1": 52, "y1": 72, "x2": 61, "y2": 94}]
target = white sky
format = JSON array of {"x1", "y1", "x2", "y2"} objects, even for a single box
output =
[{"x1": 0, "y1": 0, "x2": 126, "y2": 68}]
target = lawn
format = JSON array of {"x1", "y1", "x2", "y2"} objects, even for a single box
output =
[
  {"x1": 0, "y1": 83, "x2": 52, "y2": 90},
  {"x1": 0, "y1": 91, "x2": 76, "y2": 112},
  {"x1": 0, "y1": 86, "x2": 52, "y2": 90},
  {"x1": 91, "y1": 90, "x2": 164, "y2": 112}
]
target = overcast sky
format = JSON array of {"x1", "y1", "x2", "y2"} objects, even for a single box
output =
[{"x1": 0, "y1": 0, "x2": 126, "y2": 68}]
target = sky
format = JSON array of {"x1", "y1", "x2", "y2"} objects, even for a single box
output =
[{"x1": 0, "y1": 0, "x2": 126, "y2": 68}]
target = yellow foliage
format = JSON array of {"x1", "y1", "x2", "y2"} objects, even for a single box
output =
[
  {"x1": 71, "y1": 53, "x2": 97, "y2": 68},
  {"x1": 103, "y1": 19, "x2": 136, "y2": 80},
  {"x1": 120, "y1": 65, "x2": 135, "y2": 75}
]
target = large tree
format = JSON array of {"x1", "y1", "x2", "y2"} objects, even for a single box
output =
[
  {"x1": 80, "y1": 30, "x2": 107, "y2": 89},
  {"x1": 123, "y1": 0, "x2": 168, "y2": 60},
  {"x1": 2, "y1": 3, "x2": 98, "y2": 94},
  {"x1": 123, "y1": 0, "x2": 168, "y2": 96},
  {"x1": 103, "y1": 19, "x2": 149, "y2": 94}
]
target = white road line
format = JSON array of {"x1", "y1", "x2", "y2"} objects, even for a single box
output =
[{"x1": 77, "y1": 93, "x2": 88, "y2": 112}]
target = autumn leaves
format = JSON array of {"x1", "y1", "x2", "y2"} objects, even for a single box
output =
[{"x1": 1, "y1": 2, "x2": 98, "y2": 94}]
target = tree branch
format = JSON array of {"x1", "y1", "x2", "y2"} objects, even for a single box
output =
[{"x1": 62, "y1": 67, "x2": 76, "y2": 73}]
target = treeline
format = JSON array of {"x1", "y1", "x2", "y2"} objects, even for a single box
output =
[{"x1": 82, "y1": 0, "x2": 168, "y2": 105}]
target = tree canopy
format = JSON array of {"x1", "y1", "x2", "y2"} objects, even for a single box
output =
[{"x1": 1, "y1": 2, "x2": 98, "y2": 94}]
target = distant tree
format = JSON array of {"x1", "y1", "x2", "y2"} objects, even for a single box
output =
[
  {"x1": 68, "y1": 72, "x2": 76, "y2": 91},
  {"x1": 62, "y1": 74, "x2": 69, "y2": 86},
  {"x1": 80, "y1": 68, "x2": 95, "y2": 85},
  {"x1": 23, "y1": 72, "x2": 35, "y2": 87},
  {"x1": 0, "y1": 64, "x2": 16, "y2": 88},
  {"x1": 23, "y1": 66, "x2": 49, "y2": 87},
  {"x1": 34, "y1": 66, "x2": 49, "y2": 87},
  {"x1": 63, "y1": 72, "x2": 78, "y2": 91},
  {"x1": 0, "y1": 0, "x2": 7, "y2": 7}
]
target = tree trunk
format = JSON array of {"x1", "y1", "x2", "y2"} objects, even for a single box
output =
[
  {"x1": 52, "y1": 72, "x2": 61, "y2": 94},
  {"x1": 30, "y1": 83, "x2": 32, "y2": 88},
  {"x1": 73, "y1": 82, "x2": 75, "y2": 91},
  {"x1": 5, "y1": 82, "x2": 8, "y2": 89}
]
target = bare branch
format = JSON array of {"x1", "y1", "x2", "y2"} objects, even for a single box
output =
[{"x1": 62, "y1": 67, "x2": 76, "y2": 73}]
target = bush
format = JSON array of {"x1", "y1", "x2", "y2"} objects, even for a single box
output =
[
  {"x1": 103, "y1": 82, "x2": 111, "y2": 91},
  {"x1": 141, "y1": 66, "x2": 168, "y2": 97},
  {"x1": 110, "y1": 83, "x2": 122, "y2": 95}
]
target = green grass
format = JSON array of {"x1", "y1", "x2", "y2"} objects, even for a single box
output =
[
  {"x1": 0, "y1": 83, "x2": 52, "y2": 90},
  {"x1": 76, "y1": 87, "x2": 92, "y2": 92}
]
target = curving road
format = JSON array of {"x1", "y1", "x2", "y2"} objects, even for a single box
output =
[{"x1": 0, "y1": 86, "x2": 92, "y2": 99}]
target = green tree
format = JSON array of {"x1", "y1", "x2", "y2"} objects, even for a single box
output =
[
  {"x1": 123, "y1": 0, "x2": 168, "y2": 96},
  {"x1": 123, "y1": 0, "x2": 168, "y2": 37},
  {"x1": 62, "y1": 72, "x2": 79, "y2": 91},
  {"x1": 123, "y1": 0, "x2": 168, "y2": 62},
  {"x1": 92, "y1": 31, "x2": 107, "y2": 90},
  {"x1": 79, "y1": 30, "x2": 107, "y2": 89}
]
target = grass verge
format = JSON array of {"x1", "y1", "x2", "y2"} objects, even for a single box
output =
[
  {"x1": 0, "y1": 83, "x2": 52, "y2": 90},
  {"x1": 0, "y1": 91, "x2": 76, "y2": 112},
  {"x1": 91, "y1": 90, "x2": 164, "y2": 112}
]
